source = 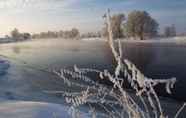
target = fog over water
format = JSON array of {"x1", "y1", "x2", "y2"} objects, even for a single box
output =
[{"x1": 0, "y1": 39, "x2": 186, "y2": 101}]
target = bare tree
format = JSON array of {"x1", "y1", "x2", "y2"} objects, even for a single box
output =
[
  {"x1": 103, "y1": 13, "x2": 125, "y2": 39},
  {"x1": 125, "y1": 10, "x2": 159, "y2": 40},
  {"x1": 11, "y1": 28, "x2": 20, "y2": 41},
  {"x1": 164, "y1": 24, "x2": 176, "y2": 37},
  {"x1": 70, "y1": 28, "x2": 80, "y2": 39}
]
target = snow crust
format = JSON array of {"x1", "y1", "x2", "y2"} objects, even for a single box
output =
[{"x1": 0, "y1": 101, "x2": 70, "y2": 118}]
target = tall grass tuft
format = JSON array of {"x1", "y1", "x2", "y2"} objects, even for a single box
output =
[{"x1": 50, "y1": 10, "x2": 185, "y2": 118}]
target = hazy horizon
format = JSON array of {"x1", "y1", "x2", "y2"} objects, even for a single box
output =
[{"x1": 0, "y1": 0, "x2": 186, "y2": 37}]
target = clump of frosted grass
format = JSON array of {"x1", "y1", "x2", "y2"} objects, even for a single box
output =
[{"x1": 50, "y1": 10, "x2": 185, "y2": 118}]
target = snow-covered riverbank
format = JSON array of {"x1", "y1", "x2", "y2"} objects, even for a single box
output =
[
  {"x1": 0, "y1": 38, "x2": 186, "y2": 117},
  {"x1": 0, "y1": 100, "x2": 70, "y2": 118}
]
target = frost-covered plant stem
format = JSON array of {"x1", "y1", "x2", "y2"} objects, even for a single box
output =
[
  {"x1": 49, "y1": 9, "x2": 183, "y2": 118},
  {"x1": 103, "y1": 9, "x2": 177, "y2": 118},
  {"x1": 174, "y1": 103, "x2": 186, "y2": 118}
]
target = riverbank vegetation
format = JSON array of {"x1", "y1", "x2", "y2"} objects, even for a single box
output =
[
  {"x1": 32, "y1": 28, "x2": 80, "y2": 39},
  {"x1": 1, "y1": 10, "x2": 183, "y2": 43},
  {"x1": 48, "y1": 10, "x2": 186, "y2": 118}
]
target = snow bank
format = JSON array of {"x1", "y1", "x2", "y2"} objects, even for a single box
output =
[
  {"x1": 120, "y1": 36, "x2": 186, "y2": 43},
  {"x1": 81, "y1": 37, "x2": 105, "y2": 41},
  {"x1": 0, "y1": 101, "x2": 70, "y2": 118},
  {"x1": 0, "y1": 99, "x2": 91, "y2": 118}
]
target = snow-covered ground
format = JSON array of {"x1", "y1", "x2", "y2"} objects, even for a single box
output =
[
  {"x1": 81, "y1": 37, "x2": 105, "y2": 41},
  {"x1": 0, "y1": 100, "x2": 70, "y2": 118},
  {"x1": 0, "y1": 59, "x2": 91, "y2": 118},
  {"x1": 120, "y1": 36, "x2": 186, "y2": 43},
  {"x1": 0, "y1": 59, "x2": 70, "y2": 118},
  {"x1": 81, "y1": 36, "x2": 186, "y2": 43}
]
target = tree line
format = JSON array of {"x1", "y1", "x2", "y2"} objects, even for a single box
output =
[
  {"x1": 32, "y1": 28, "x2": 80, "y2": 39},
  {"x1": 102, "y1": 10, "x2": 177, "y2": 40},
  {"x1": 7, "y1": 28, "x2": 80, "y2": 41},
  {"x1": 9, "y1": 28, "x2": 31, "y2": 41},
  {"x1": 7, "y1": 10, "x2": 177, "y2": 41}
]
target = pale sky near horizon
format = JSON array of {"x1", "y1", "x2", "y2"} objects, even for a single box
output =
[{"x1": 0, "y1": 0, "x2": 186, "y2": 37}]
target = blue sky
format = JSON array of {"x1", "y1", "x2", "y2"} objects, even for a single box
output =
[{"x1": 0, "y1": 0, "x2": 186, "y2": 36}]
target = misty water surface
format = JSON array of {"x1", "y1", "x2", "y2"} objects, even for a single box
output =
[{"x1": 0, "y1": 39, "x2": 186, "y2": 101}]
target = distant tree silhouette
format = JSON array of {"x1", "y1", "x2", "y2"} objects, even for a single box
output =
[
  {"x1": 70, "y1": 28, "x2": 80, "y2": 38},
  {"x1": 22, "y1": 33, "x2": 31, "y2": 40},
  {"x1": 81, "y1": 32, "x2": 101, "y2": 38},
  {"x1": 103, "y1": 13, "x2": 125, "y2": 39},
  {"x1": 11, "y1": 28, "x2": 20, "y2": 41},
  {"x1": 125, "y1": 10, "x2": 159, "y2": 40},
  {"x1": 164, "y1": 24, "x2": 176, "y2": 37},
  {"x1": 10, "y1": 28, "x2": 31, "y2": 41},
  {"x1": 32, "y1": 28, "x2": 80, "y2": 39}
]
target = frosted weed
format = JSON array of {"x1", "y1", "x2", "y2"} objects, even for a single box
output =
[{"x1": 50, "y1": 10, "x2": 185, "y2": 118}]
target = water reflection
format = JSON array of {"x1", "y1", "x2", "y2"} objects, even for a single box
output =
[
  {"x1": 122, "y1": 43, "x2": 156, "y2": 71},
  {"x1": 122, "y1": 42, "x2": 186, "y2": 101},
  {"x1": 0, "y1": 40, "x2": 186, "y2": 101}
]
